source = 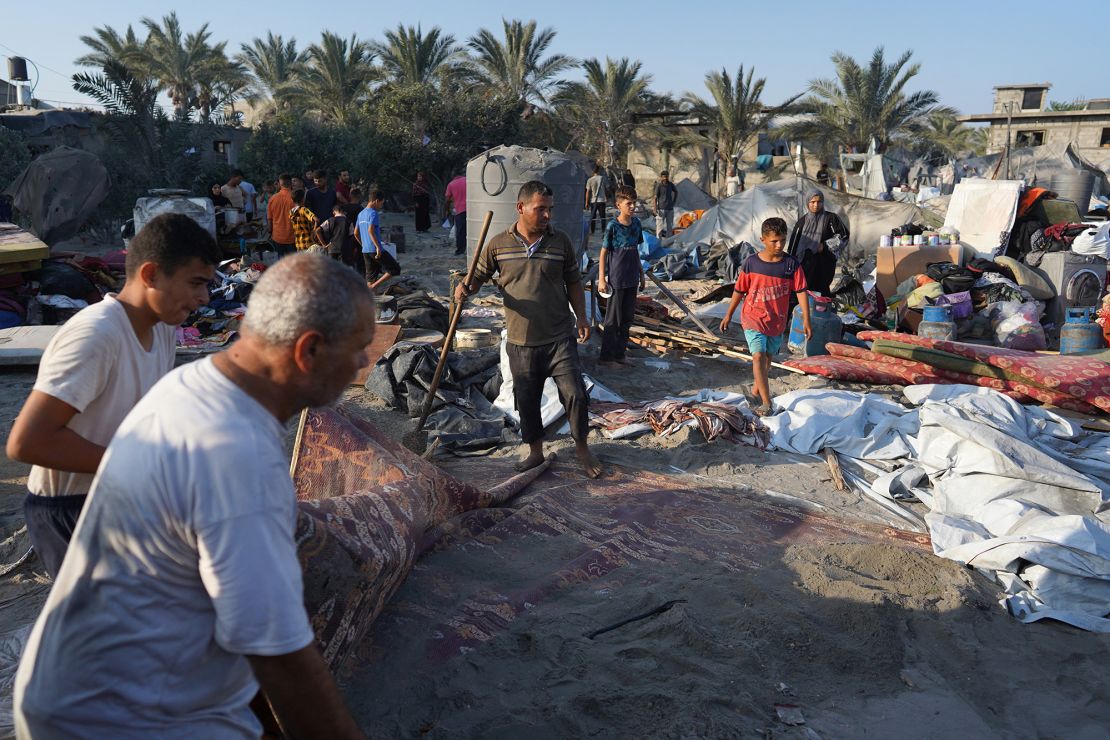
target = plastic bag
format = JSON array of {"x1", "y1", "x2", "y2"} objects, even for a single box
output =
[
  {"x1": 988, "y1": 301, "x2": 1046, "y2": 351},
  {"x1": 936, "y1": 291, "x2": 973, "y2": 320}
]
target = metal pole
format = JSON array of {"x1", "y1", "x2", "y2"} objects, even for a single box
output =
[{"x1": 1005, "y1": 102, "x2": 1013, "y2": 180}]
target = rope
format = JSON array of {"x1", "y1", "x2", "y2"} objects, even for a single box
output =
[
  {"x1": 480, "y1": 156, "x2": 507, "y2": 197},
  {"x1": 0, "y1": 548, "x2": 33, "y2": 578}
]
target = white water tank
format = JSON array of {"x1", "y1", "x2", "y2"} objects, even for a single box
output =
[
  {"x1": 465, "y1": 146, "x2": 587, "y2": 260},
  {"x1": 133, "y1": 191, "x2": 217, "y2": 241}
]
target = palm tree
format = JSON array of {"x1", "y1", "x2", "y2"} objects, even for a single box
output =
[
  {"x1": 465, "y1": 19, "x2": 575, "y2": 107},
  {"x1": 302, "y1": 32, "x2": 376, "y2": 124},
  {"x1": 75, "y1": 24, "x2": 145, "y2": 71},
  {"x1": 678, "y1": 66, "x2": 799, "y2": 172},
  {"x1": 196, "y1": 57, "x2": 251, "y2": 124},
  {"x1": 72, "y1": 59, "x2": 163, "y2": 171},
  {"x1": 781, "y1": 47, "x2": 953, "y2": 154},
  {"x1": 373, "y1": 24, "x2": 458, "y2": 86},
  {"x1": 555, "y1": 57, "x2": 652, "y2": 166},
  {"x1": 918, "y1": 112, "x2": 986, "y2": 159},
  {"x1": 236, "y1": 32, "x2": 308, "y2": 116},
  {"x1": 139, "y1": 12, "x2": 225, "y2": 119}
]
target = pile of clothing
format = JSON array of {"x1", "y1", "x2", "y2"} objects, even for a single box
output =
[{"x1": 887, "y1": 255, "x2": 1051, "y2": 349}]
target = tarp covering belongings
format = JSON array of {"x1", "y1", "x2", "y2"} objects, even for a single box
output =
[
  {"x1": 290, "y1": 405, "x2": 553, "y2": 676},
  {"x1": 941, "y1": 180, "x2": 1023, "y2": 257},
  {"x1": 672, "y1": 178, "x2": 935, "y2": 257},
  {"x1": 4, "y1": 147, "x2": 110, "y2": 245},
  {"x1": 765, "y1": 386, "x2": 1110, "y2": 632}
]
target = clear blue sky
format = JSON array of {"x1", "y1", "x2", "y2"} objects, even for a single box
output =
[{"x1": 2, "y1": 0, "x2": 1104, "y2": 115}]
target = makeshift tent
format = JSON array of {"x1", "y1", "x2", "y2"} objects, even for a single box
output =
[
  {"x1": 673, "y1": 178, "x2": 935, "y2": 257},
  {"x1": 960, "y1": 142, "x2": 1109, "y2": 198},
  {"x1": 4, "y1": 147, "x2": 110, "y2": 245}
]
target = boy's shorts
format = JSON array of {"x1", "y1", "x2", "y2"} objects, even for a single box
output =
[{"x1": 744, "y1": 329, "x2": 783, "y2": 355}]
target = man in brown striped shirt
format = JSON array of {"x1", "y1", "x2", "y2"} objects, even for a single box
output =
[{"x1": 455, "y1": 181, "x2": 603, "y2": 478}]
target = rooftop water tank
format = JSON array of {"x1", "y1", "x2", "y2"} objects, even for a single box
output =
[{"x1": 465, "y1": 146, "x2": 587, "y2": 260}]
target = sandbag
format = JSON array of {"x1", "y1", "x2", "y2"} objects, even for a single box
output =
[{"x1": 994, "y1": 256, "x2": 1055, "y2": 300}]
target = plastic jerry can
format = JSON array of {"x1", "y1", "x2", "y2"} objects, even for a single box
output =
[
  {"x1": 918, "y1": 304, "x2": 956, "y2": 341},
  {"x1": 788, "y1": 293, "x2": 817, "y2": 353}
]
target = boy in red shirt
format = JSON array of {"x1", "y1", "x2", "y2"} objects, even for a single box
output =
[{"x1": 719, "y1": 217, "x2": 811, "y2": 416}]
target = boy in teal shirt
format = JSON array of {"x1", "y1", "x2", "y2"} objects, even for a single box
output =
[{"x1": 598, "y1": 186, "x2": 645, "y2": 365}]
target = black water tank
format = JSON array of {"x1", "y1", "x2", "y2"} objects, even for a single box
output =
[{"x1": 7, "y1": 57, "x2": 29, "y2": 82}]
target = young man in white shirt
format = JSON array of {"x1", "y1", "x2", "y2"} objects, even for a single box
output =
[
  {"x1": 15, "y1": 254, "x2": 371, "y2": 739},
  {"x1": 6, "y1": 214, "x2": 221, "y2": 578}
]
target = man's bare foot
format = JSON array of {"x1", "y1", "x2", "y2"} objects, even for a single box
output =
[
  {"x1": 514, "y1": 451, "x2": 547, "y2": 472},
  {"x1": 616, "y1": 357, "x2": 633, "y2": 366},
  {"x1": 576, "y1": 444, "x2": 603, "y2": 479}
]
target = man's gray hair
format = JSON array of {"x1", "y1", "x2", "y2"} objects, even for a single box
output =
[{"x1": 243, "y1": 254, "x2": 372, "y2": 345}]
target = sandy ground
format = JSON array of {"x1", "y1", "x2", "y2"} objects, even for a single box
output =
[{"x1": 0, "y1": 212, "x2": 1107, "y2": 737}]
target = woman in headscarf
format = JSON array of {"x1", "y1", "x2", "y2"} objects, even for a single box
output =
[{"x1": 787, "y1": 190, "x2": 848, "y2": 297}]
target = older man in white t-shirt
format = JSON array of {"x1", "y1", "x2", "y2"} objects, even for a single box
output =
[{"x1": 15, "y1": 255, "x2": 373, "y2": 739}]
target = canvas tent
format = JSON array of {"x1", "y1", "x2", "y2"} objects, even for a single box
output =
[{"x1": 673, "y1": 178, "x2": 937, "y2": 257}]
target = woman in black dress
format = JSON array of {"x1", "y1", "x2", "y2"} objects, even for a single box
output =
[{"x1": 412, "y1": 171, "x2": 432, "y2": 232}]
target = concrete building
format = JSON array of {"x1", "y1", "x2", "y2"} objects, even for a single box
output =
[{"x1": 959, "y1": 83, "x2": 1110, "y2": 163}]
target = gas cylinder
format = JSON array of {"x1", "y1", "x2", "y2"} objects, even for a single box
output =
[
  {"x1": 804, "y1": 296, "x2": 843, "y2": 356},
  {"x1": 1060, "y1": 307, "x2": 1104, "y2": 354}
]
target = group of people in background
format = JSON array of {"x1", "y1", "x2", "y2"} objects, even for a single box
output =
[{"x1": 204, "y1": 168, "x2": 401, "y2": 292}]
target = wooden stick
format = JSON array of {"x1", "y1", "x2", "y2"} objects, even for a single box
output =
[
  {"x1": 417, "y1": 210, "x2": 494, "y2": 429},
  {"x1": 646, "y1": 272, "x2": 718, "y2": 340},
  {"x1": 628, "y1": 323, "x2": 807, "y2": 375},
  {"x1": 823, "y1": 447, "x2": 847, "y2": 492}
]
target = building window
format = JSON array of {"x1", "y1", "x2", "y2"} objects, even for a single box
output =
[
  {"x1": 1101, "y1": 128, "x2": 1110, "y2": 147},
  {"x1": 1015, "y1": 130, "x2": 1045, "y2": 147},
  {"x1": 1021, "y1": 89, "x2": 1042, "y2": 110},
  {"x1": 213, "y1": 140, "x2": 230, "y2": 154}
]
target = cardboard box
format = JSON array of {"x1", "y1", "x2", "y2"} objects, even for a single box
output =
[{"x1": 876, "y1": 244, "x2": 967, "y2": 300}]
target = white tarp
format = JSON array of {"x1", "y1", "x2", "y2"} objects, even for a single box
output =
[
  {"x1": 765, "y1": 385, "x2": 1110, "y2": 632},
  {"x1": 673, "y1": 178, "x2": 934, "y2": 257},
  {"x1": 493, "y1": 331, "x2": 621, "y2": 431},
  {"x1": 941, "y1": 179, "x2": 1023, "y2": 257}
]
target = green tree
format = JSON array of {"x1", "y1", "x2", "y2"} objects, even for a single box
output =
[
  {"x1": 464, "y1": 19, "x2": 575, "y2": 106},
  {"x1": 555, "y1": 57, "x2": 652, "y2": 166},
  {"x1": 139, "y1": 12, "x2": 227, "y2": 119},
  {"x1": 373, "y1": 24, "x2": 459, "y2": 86},
  {"x1": 75, "y1": 24, "x2": 145, "y2": 71},
  {"x1": 72, "y1": 59, "x2": 212, "y2": 219},
  {"x1": 781, "y1": 47, "x2": 953, "y2": 154},
  {"x1": 678, "y1": 65, "x2": 799, "y2": 169},
  {"x1": 236, "y1": 33, "x2": 308, "y2": 117},
  {"x1": 918, "y1": 112, "x2": 984, "y2": 160},
  {"x1": 0, "y1": 126, "x2": 31, "y2": 192},
  {"x1": 301, "y1": 32, "x2": 376, "y2": 125},
  {"x1": 1048, "y1": 98, "x2": 1087, "y2": 111}
]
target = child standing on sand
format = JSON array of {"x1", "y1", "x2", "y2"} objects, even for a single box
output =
[
  {"x1": 598, "y1": 186, "x2": 646, "y2": 366},
  {"x1": 719, "y1": 217, "x2": 810, "y2": 416}
]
